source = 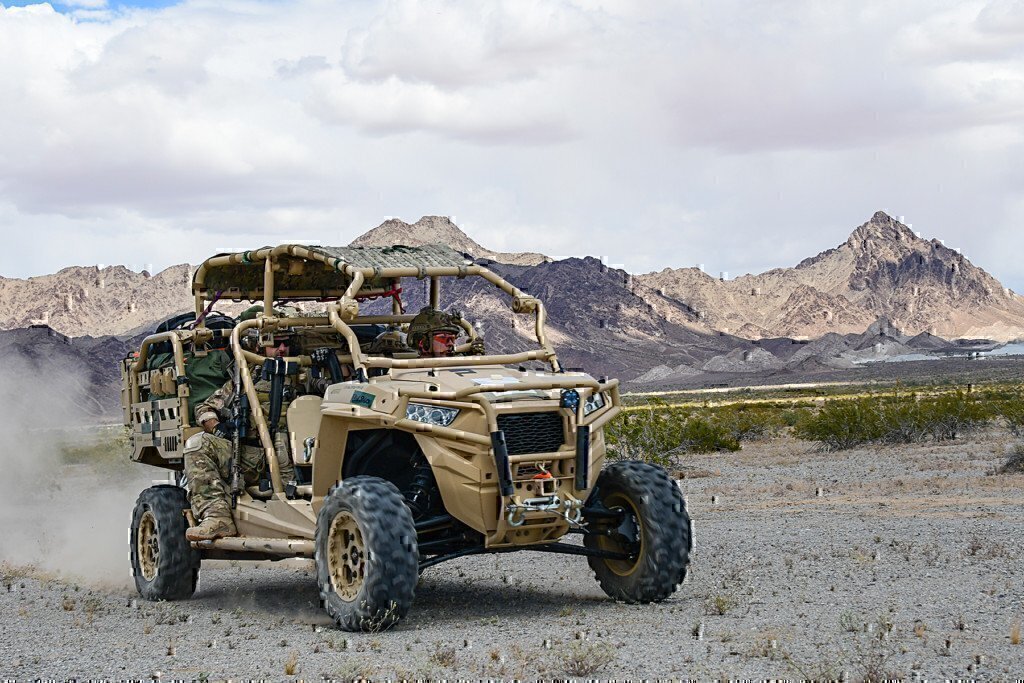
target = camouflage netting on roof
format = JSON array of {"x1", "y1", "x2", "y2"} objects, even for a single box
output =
[
  {"x1": 196, "y1": 243, "x2": 470, "y2": 300},
  {"x1": 310, "y1": 244, "x2": 469, "y2": 269}
]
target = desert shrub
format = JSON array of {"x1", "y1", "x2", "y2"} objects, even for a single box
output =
[
  {"x1": 992, "y1": 396, "x2": 1024, "y2": 437},
  {"x1": 999, "y1": 444, "x2": 1024, "y2": 474},
  {"x1": 711, "y1": 404, "x2": 785, "y2": 442},
  {"x1": 678, "y1": 416, "x2": 740, "y2": 453},
  {"x1": 795, "y1": 392, "x2": 992, "y2": 450},
  {"x1": 606, "y1": 400, "x2": 685, "y2": 466},
  {"x1": 875, "y1": 398, "x2": 929, "y2": 444},
  {"x1": 794, "y1": 398, "x2": 885, "y2": 451},
  {"x1": 917, "y1": 391, "x2": 990, "y2": 440},
  {"x1": 606, "y1": 400, "x2": 740, "y2": 463},
  {"x1": 556, "y1": 641, "x2": 615, "y2": 676},
  {"x1": 780, "y1": 406, "x2": 814, "y2": 427}
]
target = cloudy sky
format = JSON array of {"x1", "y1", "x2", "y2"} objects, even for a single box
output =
[{"x1": 1, "y1": 0, "x2": 1022, "y2": 290}]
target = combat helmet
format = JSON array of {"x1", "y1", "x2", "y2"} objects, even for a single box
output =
[
  {"x1": 367, "y1": 328, "x2": 410, "y2": 356},
  {"x1": 407, "y1": 307, "x2": 463, "y2": 355}
]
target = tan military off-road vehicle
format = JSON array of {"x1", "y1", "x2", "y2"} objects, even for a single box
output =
[{"x1": 122, "y1": 243, "x2": 692, "y2": 631}]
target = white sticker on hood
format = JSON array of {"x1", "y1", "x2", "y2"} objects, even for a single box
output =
[{"x1": 472, "y1": 376, "x2": 521, "y2": 386}]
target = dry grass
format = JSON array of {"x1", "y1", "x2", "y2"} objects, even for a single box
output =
[
  {"x1": 999, "y1": 444, "x2": 1024, "y2": 474},
  {"x1": 428, "y1": 642, "x2": 457, "y2": 669},
  {"x1": 705, "y1": 593, "x2": 739, "y2": 615},
  {"x1": 283, "y1": 651, "x2": 298, "y2": 676},
  {"x1": 1011, "y1": 622, "x2": 1021, "y2": 646},
  {"x1": 556, "y1": 641, "x2": 616, "y2": 677}
]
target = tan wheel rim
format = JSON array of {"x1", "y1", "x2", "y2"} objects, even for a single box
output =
[
  {"x1": 327, "y1": 511, "x2": 366, "y2": 601},
  {"x1": 138, "y1": 509, "x2": 159, "y2": 581},
  {"x1": 596, "y1": 493, "x2": 643, "y2": 576}
]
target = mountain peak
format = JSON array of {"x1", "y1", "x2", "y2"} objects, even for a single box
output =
[
  {"x1": 351, "y1": 215, "x2": 480, "y2": 254},
  {"x1": 847, "y1": 211, "x2": 917, "y2": 248},
  {"x1": 350, "y1": 215, "x2": 550, "y2": 266}
]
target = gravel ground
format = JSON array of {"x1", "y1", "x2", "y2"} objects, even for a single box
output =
[{"x1": 2, "y1": 433, "x2": 1023, "y2": 680}]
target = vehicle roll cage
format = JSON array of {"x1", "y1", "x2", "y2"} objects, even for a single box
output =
[{"x1": 190, "y1": 243, "x2": 562, "y2": 375}]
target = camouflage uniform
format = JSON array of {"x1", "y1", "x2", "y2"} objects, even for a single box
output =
[
  {"x1": 184, "y1": 368, "x2": 297, "y2": 525},
  {"x1": 183, "y1": 431, "x2": 263, "y2": 523}
]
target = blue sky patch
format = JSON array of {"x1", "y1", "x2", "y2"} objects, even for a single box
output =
[{"x1": 3, "y1": 0, "x2": 180, "y2": 10}]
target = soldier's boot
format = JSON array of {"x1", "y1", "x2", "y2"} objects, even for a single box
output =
[{"x1": 185, "y1": 516, "x2": 237, "y2": 542}]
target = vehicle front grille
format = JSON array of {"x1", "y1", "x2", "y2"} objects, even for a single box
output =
[{"x1": 497, "y1": 412, "x2": 565, "y2": 456}]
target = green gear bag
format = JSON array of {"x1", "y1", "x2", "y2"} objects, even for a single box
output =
[{"x1": 147, "y1": 349, "x2": 233, "y2": 419}]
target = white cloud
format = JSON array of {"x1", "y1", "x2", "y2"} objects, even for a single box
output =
[
  {"x1": 0, "y1": 0, "x2": 1021, "y2": 295},
  {"x1": 60, "y1": 0, "x2": 108, "y2": 8},
  {"x1": 340, "y1": 0, "x2": 596, "y2": 89}
]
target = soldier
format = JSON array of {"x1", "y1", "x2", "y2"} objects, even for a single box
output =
[
  {"x1": 182, "y1": 314, "x2": 298, "y2": 541},
  {"x1": 406, "y1": 306, "x2": 485, "y2": 357}
]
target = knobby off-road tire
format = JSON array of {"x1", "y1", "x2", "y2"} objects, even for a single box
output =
[
  {"x1": 314, "y1": 476, "x2": 419, "y2": 632},
  {"x1": 130, "y1": 485, "x2": 200, "y2": 601},
  {"x1": 584, "y1": 461, "x2": 692, "y2": 603}
]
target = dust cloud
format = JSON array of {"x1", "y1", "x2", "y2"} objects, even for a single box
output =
[{"x1": 0, "y1": 356, "x2": 156, "y2": 588}]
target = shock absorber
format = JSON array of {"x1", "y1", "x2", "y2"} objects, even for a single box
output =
[{"x1": 405, "y1": 459, "x2": 437, "y2": 518}]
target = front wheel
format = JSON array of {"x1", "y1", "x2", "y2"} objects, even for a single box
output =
[
  {"x1": 314, "y1": 476, "x2": 419, "y2": 631},
  {"x1": 130, "y1": 485, "x2": 200, "y2": 600},
  {"x1": 583, "y1": 461, "x2": 692, "y2": 603}
]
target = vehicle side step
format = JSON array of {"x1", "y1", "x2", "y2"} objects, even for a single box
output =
[{"x1": 191, "y1": 536, "x2": 313, "y2": 557}]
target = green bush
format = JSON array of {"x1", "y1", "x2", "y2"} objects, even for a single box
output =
[
  {"x1": 678, "y1": 416, "x2": 740, "y2": 453},
  {"x1": 918, "y1": 391, "x2": 990, "y2": 441},
  {"x1": 992, "y1": 396, "x2": 1024, "y2": 437},
  {"x1": 876, "y1": 398, "x2": 929, "y2": 444},
  {"x1": 711, "y1": 404, "x2": 785, "y2": 442},
  {"x1": 606, "y1": 401, "x2": 684, "y2": 466},
  {"x1": 780, "y1": 406, "x2": 814, "y2": 427},
  {"x1": 794, "y1": 392, "x2": 993, "y2": 450},
  {"x1": 794, "y1": 398, "x2": 885, "y2": 451},
  {"x1": 606, "y1": 400, "x2": 740, "y2": 464}
]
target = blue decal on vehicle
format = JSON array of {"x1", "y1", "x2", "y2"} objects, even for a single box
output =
[{"x1": 351, "y1": 390, "x2": 375, "y2": 408}]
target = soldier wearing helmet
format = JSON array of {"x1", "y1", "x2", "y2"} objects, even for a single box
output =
[
  {"x1": 406, "y1": 307, "x2": 480, "y2": 358},
  {"x1": 366, "y1": 327, "x2": 411, "y2": 356}
]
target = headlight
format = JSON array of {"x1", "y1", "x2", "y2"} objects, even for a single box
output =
[
  {"x1": 560, "y1": 388, "x2": 580, "y2": 410},
  {"x1": 583, "y1": 392, "x2": 606, "y2": 416},
  {"x1": 406, "y1": 403, "x2": 460, "y2": 427}
]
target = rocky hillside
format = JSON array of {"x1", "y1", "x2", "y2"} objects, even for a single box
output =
[
  {"x1": 351, "y1": 215, "x2": 550, "y2": 266},
  {"x1": 0, "y1": 211, "x2": 1022, "y2": 393},
  {"x1": 640, "y1": 212, "x2": 1024, "y2": 342},
  {"x1": 0, "y1": 326, "x2": 145, "y2": 419},
  {"x1": 0, "y1": 264, "x2": 196, "y2": 338}
]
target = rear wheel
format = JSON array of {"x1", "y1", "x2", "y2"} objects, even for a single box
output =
[
  {"x1": 583, "y1": 461, "x2": 692, "y2": 603},
  {"x1": 130, "y1": 486, "x2": 200, "y2": 600},
  {"x1": 314, "y1": 476, "x2": 418, "y2": 631}
]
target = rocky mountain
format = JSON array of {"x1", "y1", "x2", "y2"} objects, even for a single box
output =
[
  {"x1": 0, "y1": 326, "x2": 146, "y2": 419},
  {"x1": 640, "y1": 211, "x2": 1024, "y2": 342},
  {"x1": 351, "y1": 215, "x2": 550, "y2": 266},
  {"x1": 0, "y1": 211, "x2": 1021, "y2": 399},
  {"x1": 0, "y1": 264, "x2": 196, "y2": 338}
]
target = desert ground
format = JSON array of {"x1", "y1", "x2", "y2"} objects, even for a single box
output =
[{"x1": 2, "y1": 429, "x2": 1023, "y2": 680}]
